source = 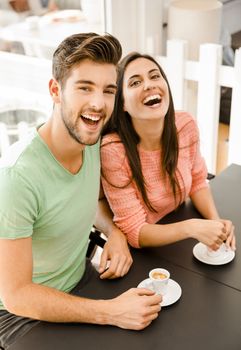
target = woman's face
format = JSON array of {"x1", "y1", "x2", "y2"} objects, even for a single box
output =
[{"x1": 122, "y1": 57, "x2": 170, "y2": 122}]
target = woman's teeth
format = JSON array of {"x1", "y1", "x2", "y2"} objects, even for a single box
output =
[{"x1": 143, "y1": 94, "x2": 161, "y2": 106}]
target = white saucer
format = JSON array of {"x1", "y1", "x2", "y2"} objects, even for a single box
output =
[
  {"x1": 193, "y1": 242, "x2": 235, "y2": 265},
  {"x1": 137, "y1": 278, "x2": 182, "y2": 307}
]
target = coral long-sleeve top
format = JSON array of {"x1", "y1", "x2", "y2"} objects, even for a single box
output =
[{"x1": 101, "y1": 112, "x2": 208, "y2": 248}]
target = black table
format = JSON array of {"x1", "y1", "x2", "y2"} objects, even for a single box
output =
[
  {"x1": 9, "y1": 164, "x2": 241, "y2": 350},
  {"x1": 156, "y1": 163, "x2": 241, "y2": 291}
]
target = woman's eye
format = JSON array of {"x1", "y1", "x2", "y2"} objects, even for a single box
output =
[
  {"x1": 130, "y1": 80, "x2": 141, "y2": 87},
  {"x1": 151, "y1": 74, "x2": 161, "y2": 80},
  {"x1": 79, "y1": 87, "x2": 90, "y2": 92}
]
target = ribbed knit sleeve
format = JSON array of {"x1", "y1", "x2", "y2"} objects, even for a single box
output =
[
  {"x1": 177, "y1": 114, "x2": 208, "y2": 195},
  {"x1": 101, "y1": 134, "x2": 147, "y2": 248}
]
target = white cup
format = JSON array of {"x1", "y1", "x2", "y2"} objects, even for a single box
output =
[
  {"x1": 25, "y1": 16, "x2": 39, "y2": 30},
  {"x1": 147, "y1": 268, "x2": 170, "y2": 295},
  {"x1": 206, "y1": 243, "x2": 226, "y2": 258}
]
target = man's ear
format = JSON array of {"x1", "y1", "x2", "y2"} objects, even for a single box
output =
[{"x1": 49, "y1": 78, "x2": 61, "y2": 103}]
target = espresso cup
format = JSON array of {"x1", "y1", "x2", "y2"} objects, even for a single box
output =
[
  {"x1": 148, "y1": 268, "x2": 170, "y2": 295},
  {"x1": 206, "y1": 243, "x2": 226, "y2": 258}
]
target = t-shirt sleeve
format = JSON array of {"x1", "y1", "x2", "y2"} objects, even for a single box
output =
[
  {"x1": 101, "y1": 139, "x2": 147, "y2": 248},
  {"x1": 0, "y1": 168, "x2": 38, "y2": 239}
]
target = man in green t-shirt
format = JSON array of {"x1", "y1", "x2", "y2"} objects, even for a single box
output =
[{"x1": 0, "y1": 32, "x2": 161, "y2": 348}]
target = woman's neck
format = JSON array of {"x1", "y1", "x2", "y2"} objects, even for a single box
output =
[{"x1": 132, "y1": 118, "x2": 164, "y2": 151}]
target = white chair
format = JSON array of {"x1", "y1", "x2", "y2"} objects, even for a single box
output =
[
  {"x1": 0, "y1": 51, "x2": 52, "y2": 156},
  {"x1": 20, "y1": 36, "x2": 56, "y2": 59}
]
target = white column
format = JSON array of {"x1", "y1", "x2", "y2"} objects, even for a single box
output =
[
  {"x1": 196, "y1": 44, "x2": 222, "y2": 174},
  {"x1": 228, "y1": 47, "x2": 241, "y2": 166},
  {"x1": 165, "y1": 39, "x2": 187, "y2": 110},
  {"x1": 104, "y1": 0, "x2": 164, "y2": 56},
  {"x1": 167, "y1": 0, "x2": 223, "y2": 117}
]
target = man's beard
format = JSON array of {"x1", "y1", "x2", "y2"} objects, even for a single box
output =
[{"x1": 61, "y1": 109, "x2": 102, "y2": 146}]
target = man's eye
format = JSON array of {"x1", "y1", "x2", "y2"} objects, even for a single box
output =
[{"x1": 105, "y1": 89, "x2": 116, "y2": 95}]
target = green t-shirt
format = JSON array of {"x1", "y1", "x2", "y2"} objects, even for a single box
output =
[{"x1": 0, "y1": 129, "x2": 100, "y2": 310}]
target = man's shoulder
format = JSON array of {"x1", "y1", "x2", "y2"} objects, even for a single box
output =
[{"x1": 0, "y1": 131, "x2": 37, "y2": 168}]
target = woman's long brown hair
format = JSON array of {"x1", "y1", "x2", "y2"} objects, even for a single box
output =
[{"x1": 102, "y1": 52, "x2": 181, "y2": 212}]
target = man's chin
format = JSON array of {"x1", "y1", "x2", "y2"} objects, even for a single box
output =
[{"x1": 76, "y1": 135, "x2": 100, "y2": 146}]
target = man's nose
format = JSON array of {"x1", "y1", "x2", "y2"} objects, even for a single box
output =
[{"x1": 89, "y1": 92, "x2": 105, "y2": 111}]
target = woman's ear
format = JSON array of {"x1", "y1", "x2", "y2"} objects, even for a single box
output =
[{"x1": 49, "y1": 78, "x2": 61, "y2": 103}]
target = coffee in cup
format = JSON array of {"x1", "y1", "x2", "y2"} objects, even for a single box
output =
[{"x1": 148, "y1": 268, "x2": 170, "y2": 295}]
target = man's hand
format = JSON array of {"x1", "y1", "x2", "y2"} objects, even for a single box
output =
[
  {"x1": 99, "y1": 227, "x2": 133, "y2": 279},
  {"x1": 106, "y1": 288, "x2": 162, "y2": 330},
  {"x1": 9, "y1": 0, "x2": 30, "y2": 12}
]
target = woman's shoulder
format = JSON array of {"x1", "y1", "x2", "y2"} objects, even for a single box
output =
[
  {"x1": 101, "y1": 133, "x2": 130, "y2": 175},
  {"x1": 175, "y1": 111, "x2": 199, "y2": 145},
  {"x1": 101, "y1": 132, "x2": 122, "y2": 147},
  {"x1": 175, "y1": 111, "x2": 196, "y2": 129},
  {"x1": 100, "y1": 133, "x2": 125, "y2": 157},
  {"x1": 175, "y1": 110, "x2": 198, "y2": 134}
]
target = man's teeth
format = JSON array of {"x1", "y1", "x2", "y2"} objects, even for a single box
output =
[
  {"x1": 82, "y1": 114, "x2": 100, "y2": 121},
  {"x1": 143, "y1": 94, "x2": 161, "y2": 105}
]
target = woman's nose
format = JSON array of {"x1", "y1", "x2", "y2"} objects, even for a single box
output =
[{"x1": 143, "y1": 79, "x2": 155, "y2": 91}]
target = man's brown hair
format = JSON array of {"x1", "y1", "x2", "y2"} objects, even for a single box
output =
[{"x1": 52, "y1": 32, "x2": 122, "y2": 86}]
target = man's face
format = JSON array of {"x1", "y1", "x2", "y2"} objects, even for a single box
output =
[{"x1": 56, "y1": 59, "x2": 117, "y2": 146}]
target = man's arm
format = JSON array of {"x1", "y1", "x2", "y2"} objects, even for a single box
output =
[
  {"x1": 0, "y1": 237, "x2": 161, "y2": 329},
  {"x1": 94, "y1": 186, "x2": 133, "y2": 279}
]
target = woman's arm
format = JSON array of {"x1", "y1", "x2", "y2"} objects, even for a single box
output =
[
  {"x1": 94, "y1": 185, "x2": 133, "y2": 279},
  {"x1": 190, "y1": 186, "x2": 219, "y2": 219},
  {"x1": 139, "y1": 217, "x2": 227, "y2": 250}
]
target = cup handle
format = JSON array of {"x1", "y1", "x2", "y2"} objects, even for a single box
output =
[{"x1": 145, "y1": 279, "x2": 155, "y2": 292}]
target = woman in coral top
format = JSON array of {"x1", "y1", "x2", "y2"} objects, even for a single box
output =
[{"x1": 101, "y1": 52, "x2": 236, "y2": 251}]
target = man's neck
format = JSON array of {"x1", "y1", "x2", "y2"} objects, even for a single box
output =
[{"x1": 38, "y1": 117, "x2": 85, "y2": 175}]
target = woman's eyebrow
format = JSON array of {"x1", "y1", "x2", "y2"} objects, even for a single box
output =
[
  {"x1": 149, "y1": 69, "x2": 159, "y2": 74},
  {"x1": 128, "y1": 74, "x2": 141, "y2": 81},
  {"x1": 128, "y1": 69, "x2": 159, "y2": 81}
]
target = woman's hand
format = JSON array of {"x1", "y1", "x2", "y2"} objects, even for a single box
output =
[
  {"x1": 187, "y1": 218, "x2": 232, "y2": 250},
  {"x1": 218, "y1": 219, "x2": 236, "y2": 250}
]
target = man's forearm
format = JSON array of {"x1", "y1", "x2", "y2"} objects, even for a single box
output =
[{"x1": 5, "y1": 282, "x2": 109, "y2": 324}]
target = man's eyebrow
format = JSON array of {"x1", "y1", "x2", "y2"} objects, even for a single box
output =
[
  {"x1": 106, "y1": 84, "x2": 117, "y2": 90},
  {"x1": 75, "y1": 80, "x2": 95, "y2": 85},
  {"x1": 74, "y1": 80, "x2": 117, "y2": 89}
]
